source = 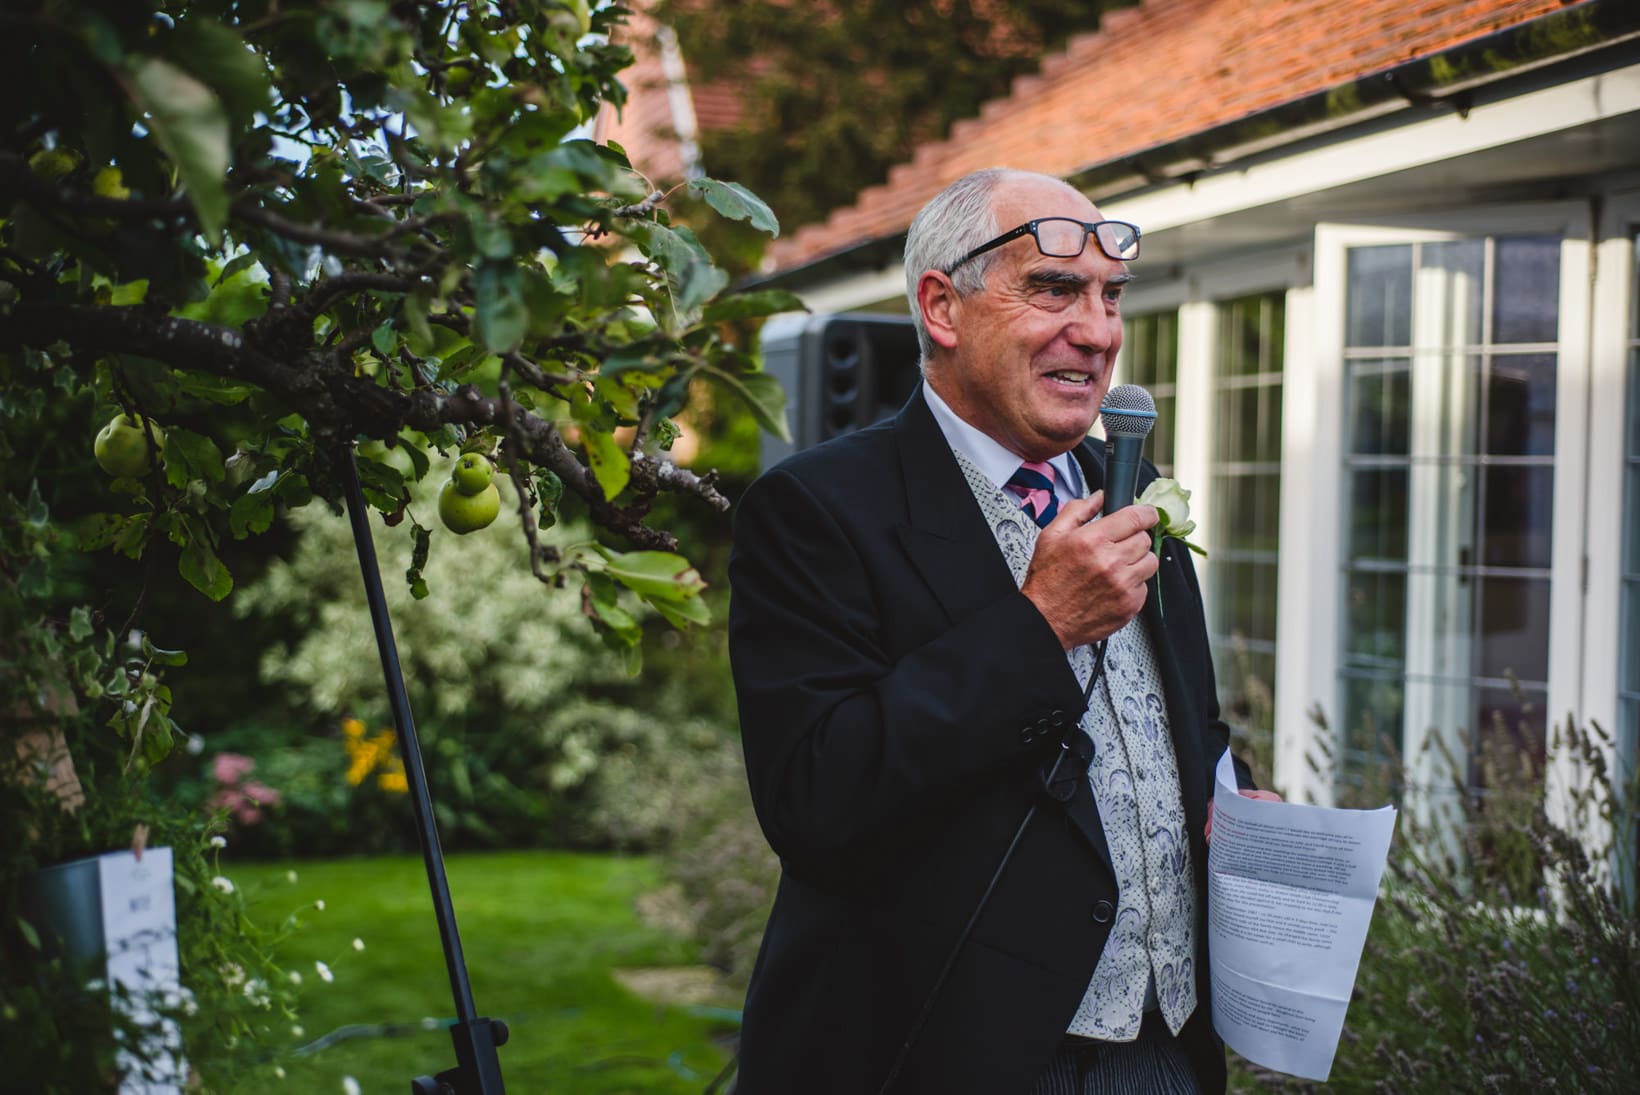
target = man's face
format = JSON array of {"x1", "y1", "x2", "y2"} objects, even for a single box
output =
[{"x1": 924, "y1": 177, "x2": 1129, "y2": 463}]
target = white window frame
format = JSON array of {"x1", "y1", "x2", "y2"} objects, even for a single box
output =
[
  {"x1": 1290, "y1": 203, "x2": 1593, "y2": 811},
  {"x1": 1566, "y1": 191, "x2": 1640, "y2": 873}
]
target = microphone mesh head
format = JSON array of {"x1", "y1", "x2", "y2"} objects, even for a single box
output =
[{"x1": 1100, "y1": 384, "x2": 1157, "y2": 438}]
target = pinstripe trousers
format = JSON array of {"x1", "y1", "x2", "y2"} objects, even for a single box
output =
[{"x1": 1028, "y1": 1012, "x2": 1203, "y2": 1095}]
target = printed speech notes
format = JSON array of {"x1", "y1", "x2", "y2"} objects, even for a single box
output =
[{"x1": 1207, "y1": 750, "x2": 1397, "y2": 1081}]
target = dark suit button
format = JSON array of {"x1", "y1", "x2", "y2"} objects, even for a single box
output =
[
  {"x1": 1049, "y1": 709, "x2": 1065, "y2": 728},
  {"x1": 1092, "y1": 900, "x2": 1114, "y2": 923},
  {"x1": 1035, "y1": 716, "x2": 1051, "y2": 729},
  {"x1": 1019, "y1": 727, "x2": 1036, "y2": 744}
]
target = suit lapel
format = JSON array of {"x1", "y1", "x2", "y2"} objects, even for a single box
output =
[
  {"x1": 892, "y1": 387, "x2": 1020, "y2": 627},
  {"x1": 1130, "y1": 460, "x2": 1213, "y2": 836}
]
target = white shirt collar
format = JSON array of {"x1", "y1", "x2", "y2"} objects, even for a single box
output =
[{"x1": 922, "y1": 382, "x2": 1086, "y2": 499}]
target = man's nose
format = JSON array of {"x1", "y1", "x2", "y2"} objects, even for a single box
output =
[{"x1": 1066, "y1": 306, "x2": 1118, "y2": 356}]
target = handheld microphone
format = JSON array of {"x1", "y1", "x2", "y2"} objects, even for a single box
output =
[{"x1": 1099, "y1": 384, "x2": 1156, "y2": 515}]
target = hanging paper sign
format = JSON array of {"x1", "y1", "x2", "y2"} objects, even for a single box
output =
[{"x1": 97, "y1": 848, "x2": 189, "y2": 1094}]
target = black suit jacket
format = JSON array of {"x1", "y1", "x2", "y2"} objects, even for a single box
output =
[{"x1": 728, "y1": 386, "x2": 1247, "y2": 1094}]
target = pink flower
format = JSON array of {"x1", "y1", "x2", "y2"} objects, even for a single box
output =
[
  {"x1": 242, "y1": 781, "x2": 281, "y2": 806},
  {"x1": 206, "y1": 755, "x2": 281, "y2": 827},
  {"x1": 212, "y1": 752, "x2": 257, "y2": 785}
]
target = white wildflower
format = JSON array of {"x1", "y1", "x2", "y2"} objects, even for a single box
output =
[
  {"x1": 314, "y1": 899, "x2": 325, "y2": 911},
  {"x1": 209, "y1": 836, "x2": 227, "y2": 849},
  {"x1": 286, "y1": 869, "x2": 299, "y2": 884},
  {"x1": 342, "y1": 1077, "x2": 362, "y2": 1095},
  {"x1": 288, "y1": 970, "x2": 302, "y2": 985},
  {"x1": 210, "y1": 876, "x2": 235, "y2": 894},
  {"x1": 352, "y1": 938, "x2": 365, "y2": 952},
  {"x1": 314, "y1": 960, "x2": 333, "y2": 983}
]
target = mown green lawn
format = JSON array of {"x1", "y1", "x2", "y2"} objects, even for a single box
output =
[{"x1": 219, "y1": 852, "x2": 736, "y2": 1094}]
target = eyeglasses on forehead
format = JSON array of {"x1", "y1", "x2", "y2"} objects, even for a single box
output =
[{"x1": 945, "y1": 217, "x2": 1141, "y2": 275}]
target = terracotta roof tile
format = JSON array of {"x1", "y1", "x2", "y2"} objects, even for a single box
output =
[{"x1": 766, "y1": 0, "x2": 1566, "y2": 272}]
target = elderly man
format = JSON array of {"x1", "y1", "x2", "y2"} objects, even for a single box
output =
[{"x1": 728, "y1": 168, "x2": 1261, "y2": 1094}]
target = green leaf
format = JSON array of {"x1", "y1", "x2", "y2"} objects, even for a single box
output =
[
  {"x1": 651, "y1": 595, "x2": 712, "y2": 629},
  {"x1": 69, "y1": 606, "x2": 94, "y2": 642},
  {"x1": 474, "y1": 262, "x2": 527, "y2": 353},
  {"x1": 704, "y1": 366, "x2": 791, "y2": 443},
  {"x1": 688, "y1": 177, "x2": 780, "y2": 236},
  {"x1": 77, "y1": 513, "x2": 129, "y2": 551},
  {"x1": 228, "y1": 486, "x2": 272, "y2": 539},
  {"x1": 170, "y1": 371, "x2": 257, "y2": 405},
  {"x1": 163, "y1": 429, "x2": 226, "y2": 488},
  {"x1": 214, "y1": 252, "x2": 261, "y2": 287},
  {"x1": 141, "y1": 635, "x2": 188, "y2": 667},
  {"x1": 702, "y1": 289, "x2": 807, "y2": 325},
  {"x1": 112, "y1": 514, "x2": 151, "y2": 559},
  {"x1": 371, "y1": 320, "x2": 397, "y2": 356},
  {"x1": 535, "y1": 469, "x2": 563, "y2": 530},
  {"x1": 161, "y1": 21, "x2": 273, "y2": 125},
  {"x1": 406, "y1": 521, "x2": 432, "y2": 600},
  {"x1": 599, "y1": 549, "x2": 707, "y2": 602},
  {"x1": 470, "y1": 216, "x2": 513, "y2": 260},
  {"x1": 629, "y1": 223, "x2": 729, "y2": 324},
  {"x1": 178, "y1": 522, "x2": 233, "y2": 601},
  {"x1": 582, "y1": 428, "x2": 629, "y2": 500},
  {"x1": 16, "y1": 917, "x2": 41, "y2": 952},
  {"x1": 126, "y1": 57, "x2": 231, "y2": 245}
]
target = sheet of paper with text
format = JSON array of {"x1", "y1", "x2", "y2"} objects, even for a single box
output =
[{"x1": 1207, "y1": 751, "x2": 1396, "y2": 1081}]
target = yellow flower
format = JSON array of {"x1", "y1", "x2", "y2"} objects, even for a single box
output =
[{"x1": 341, "y1": 718, "x2": 407, "y2": 791}]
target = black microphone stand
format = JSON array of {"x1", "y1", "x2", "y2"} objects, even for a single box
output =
[{"x1": 338, "y1": 446, "x2": 509, "y2": 1095}]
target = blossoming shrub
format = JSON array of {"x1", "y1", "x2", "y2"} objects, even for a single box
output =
[{"x1": 223, "y1": 493, "x2": 741, "y2": 856}]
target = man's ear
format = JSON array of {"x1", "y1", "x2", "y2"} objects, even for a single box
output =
[{"x1": 916, "y1": 270, "x2": 962, "y2": 351}]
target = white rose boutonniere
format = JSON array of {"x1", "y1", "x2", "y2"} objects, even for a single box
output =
[
  {"x1": 1137, "y1": 477, "x2": 1207, "y2": 558},
  {"x1": 1136, "y1": 477, "x2": 1206, "y2": 616}
]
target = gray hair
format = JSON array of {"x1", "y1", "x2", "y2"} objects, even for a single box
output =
[{"x1": 903, "y1": 168, "x2": 1061, "y2": 361}]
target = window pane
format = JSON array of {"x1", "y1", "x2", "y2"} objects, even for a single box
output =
[
  {"x1": 1623, "y1": 582, "x2": 1640, "y2": 697},
  {"x1": 1341, "y1": 674, "x2": 1403, "y2": 769},
  {"x1": 1124, "y1": 311, "x2": 1178, "y2": 474},
  {"x1": 1347, "y1": 246, "x2": 1412, "y2": 348},
  {"x1": 1476, "y1": 576, "x2": 1551, "y2": 682},
  {"x1": 1481, "y1": 465, "x2": 1554, "y2": 569},
  {"x1": 1421, "y1": 240, "x2": 1486, "y2": 347},
  {"x1": 1348, "y1": 468, "x2": 1409, "y2": 563},
  {"x1": 1629, "y1": 349, "x2": 1640, "y2": 457},
  {"x1": 1492, "y1": 237, "x2": 1561, "y2": 344},
  {"x1": 1349, "y1": 362, "x2": 1411, "y2": 455},
  {"x1": 1214, "y1": 646, "x2": 1276, "y2": 730},
  {"x1": 1344, "y1": 570, "x2": 1406, "y2": 666},
  {"x1": 1485, "y1": 354, "x2": 1557, "y2": 457},
  {"x1": 1219, "y1": 473, "x2": 1281, "y2": 553},
  {"x1": 1220, "y1": 297, "x2": 1272, "y2": 377},
  {"x1": 1627, "y1": 462, "x2": 1640, "y2": 578},
  {"x1": 1212, "y1": 559, "x2": 1279, "y2": 644}
]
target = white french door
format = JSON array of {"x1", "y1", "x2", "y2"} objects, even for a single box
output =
[{"x1": 1289, "y1": 206, "x2": 1592, "y2": 826}]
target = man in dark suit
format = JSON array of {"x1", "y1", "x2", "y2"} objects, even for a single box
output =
[{"x1": 728, "y1": 168, "x2": 1266, "y2": 1094}]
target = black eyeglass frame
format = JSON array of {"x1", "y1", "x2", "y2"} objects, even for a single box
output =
[{"x1": 944, "y1": 217, "x2": 1141, "y2": 275}]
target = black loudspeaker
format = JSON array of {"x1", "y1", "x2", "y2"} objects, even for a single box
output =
[{"x1": 758, "y1": 312, "x2": 921, "y2": 467}]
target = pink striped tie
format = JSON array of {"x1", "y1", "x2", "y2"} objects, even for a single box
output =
[{"x1": 1005, "y1": 461, "x2": 1058, "y2": 528}]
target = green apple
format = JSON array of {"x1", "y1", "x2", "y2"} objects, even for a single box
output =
[
  {"x1": 28, "y1": 148, "x2": 81, "y2": 180},
  {"x1": 438, "y1": 480, "x2": 500, "y2": 534},
  {"x1": 92, "y1": 165, "x2": 130, "y2": 200},
  {"x1": 94, "y1": 413, "x2": 163, "y2": 478},
  {"x1": 450, "y1": 453, "x2": 495, "y2": 495}
]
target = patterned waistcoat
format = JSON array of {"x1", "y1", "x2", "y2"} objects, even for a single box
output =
[{"x1": 953, "y1": 450, "x2": 1198, "y2": 1041}]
